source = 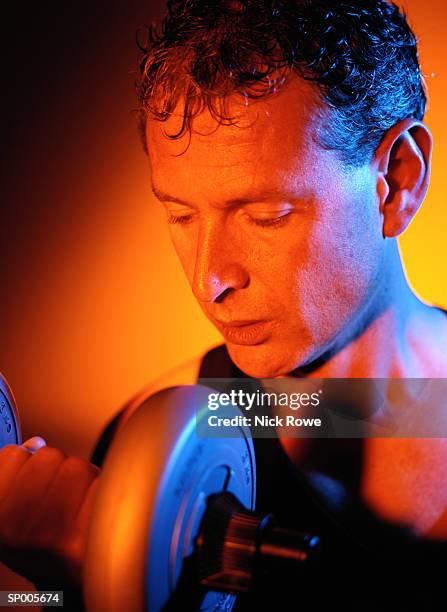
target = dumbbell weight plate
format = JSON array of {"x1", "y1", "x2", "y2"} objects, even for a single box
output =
[
  {"x1": 84, "y1": 385, "x2": 256, "y2": 612},
  {"x1": 0, "y1": 373, "x2": 21, "y2": 447}
]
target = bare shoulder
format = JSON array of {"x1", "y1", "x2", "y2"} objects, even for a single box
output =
[
  {"x1": 118, "y1": 351, "x2": 209, "y2": 427},
  {"x1": 362, "y1": 437, "x2": 447, "y2": 539},
  {"x1": 410, "y1": 305, "x2": 447, "y2": 376}
]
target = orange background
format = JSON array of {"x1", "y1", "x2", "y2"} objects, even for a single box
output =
[{"x1": 0, "y1": 0, "x2": 445, "y2": 464}]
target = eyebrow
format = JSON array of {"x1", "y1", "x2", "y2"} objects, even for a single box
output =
[
  {"x1": 151, "y1": 185, "x2": 287, "y2": 206},
  {"x1": 151, "y1": 186, "x2": 192, "y2": 205}
]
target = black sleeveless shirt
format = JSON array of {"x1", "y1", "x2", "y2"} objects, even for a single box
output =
[{"x1": 91, "y1": 344, "x2": 446, "y2": 611}]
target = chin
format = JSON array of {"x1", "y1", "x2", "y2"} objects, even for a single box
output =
[{"x1": 226, "y1": 341, "x2": 305, "y2": 379}]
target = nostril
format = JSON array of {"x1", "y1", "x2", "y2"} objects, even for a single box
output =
[{"x1": 214, "y1": 287, "x2": 233, "y2": 304}]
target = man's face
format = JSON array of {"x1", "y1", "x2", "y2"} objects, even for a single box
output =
[{"x1": 146, "y1": 77, "x2": 385, "y2": 377}]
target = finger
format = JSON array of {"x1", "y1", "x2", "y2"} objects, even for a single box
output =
[
  {"x1": 26, "y1": 458, "x2": 100, "y2": 543},
  {"x1": 75, "y1": 474, "x2": 101, "y2": 534},
  {"x1": 64, "y1": 475, "x2": 101, "y2": 585},
  {"x1": 0, "y1": 445, "x2": 34, "y2": 501},
  {"x1": 0, "y1": 447, "x2": 66, "y2": 543},
  {"x1": 21, "y1": 436, "x2": 47, "y2": 453}
]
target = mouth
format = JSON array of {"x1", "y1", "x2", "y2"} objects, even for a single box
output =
[{"x1": 212, "y1": 318, "x2": 272, "y2": 346}]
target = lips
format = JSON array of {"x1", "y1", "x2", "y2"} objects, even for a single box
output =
[{"x1": 212, "y1": 318, "x2": 272, "y2": 346}]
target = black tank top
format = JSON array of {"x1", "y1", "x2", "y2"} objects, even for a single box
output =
[{"x1": 91, "y1": 344, "x2": 446, "y2": 611}]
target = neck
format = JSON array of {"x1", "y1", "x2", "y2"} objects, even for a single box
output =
[{"x1": 295, "y1": 242, "x2": 447, "y2": 378}]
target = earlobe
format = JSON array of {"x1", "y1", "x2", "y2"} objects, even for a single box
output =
[
  {"x1": 382, "y1": 189, "x2": 415, "y2": 238},
  {"x1": 374, "y1": 119, "x2": 432, "y2": 238}
]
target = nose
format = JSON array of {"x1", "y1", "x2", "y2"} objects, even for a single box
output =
[{"x1": 192, "y1": 220, "x2": 249, "y2": 303}]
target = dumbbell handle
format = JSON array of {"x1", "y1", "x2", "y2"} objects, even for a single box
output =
[{"x1": 196, "y1": 492, "x2": 320, "y2": 594}]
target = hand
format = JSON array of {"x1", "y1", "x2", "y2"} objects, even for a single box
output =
[{"x1": 0, "y1": 438, "x2": 100, "y2": 589}]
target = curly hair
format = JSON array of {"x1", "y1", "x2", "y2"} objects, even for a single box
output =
[{"x1": 136, "y1": 0, "x2": 426, "y2": 166}]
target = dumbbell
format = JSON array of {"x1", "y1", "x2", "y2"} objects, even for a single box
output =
[
  {"x1": 0, "y1": 375, "x2": 320, "y2": 611},
  {"x1": 83, "y1": 385, "x2": 320, "y2": 612}
]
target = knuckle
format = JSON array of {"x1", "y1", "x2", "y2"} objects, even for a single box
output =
[
  {"x1": 62, "y1": 457, "x2": 99, "y2": 478},
  {"x1": 60, "y1": 535, "x2": 84, "y2": 573},
  {"x1": 32, "y1": 446, "x2": 66, "y2": 463},
  {"x1": 61, "y1": 456, "x2": 87, "y2": 473},
  {"x1": 59, "y1": 457, "x2": 99, "y2": 480},
  {"x1": 0, "y1": 445, "x2": 30, "y2": 460}
]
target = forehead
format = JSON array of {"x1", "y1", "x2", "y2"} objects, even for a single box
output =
[{"x1": 146, "y1": 77, "x2": 334, "y2": 200}]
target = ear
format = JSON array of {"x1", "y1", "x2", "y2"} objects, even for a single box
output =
[{"x1": 373, "y1": 119, "x2": 432, "y2": 238}]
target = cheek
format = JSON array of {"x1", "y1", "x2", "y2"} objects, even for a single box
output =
[
  {"x1": 298, "y1": 199, "x2": 382, "y2": 318},
  {"x1": 266, "y1": 191, "x2": 382, "y2": 325},
  {"x1": 168, "y1": 228, "x2": 197, "y2": 283}
]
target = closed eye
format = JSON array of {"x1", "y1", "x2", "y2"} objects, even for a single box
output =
[
  {"x1": 246, "y1": 214, "x2": 291, "y2": 228},
  {"x1": 243, "y1": 204, "x2": 294, "y2": 228},
  {"x1": 167, "y1": 213, "x2": 194, "y2": 225},
  {"x1": 165, "y1": 203, "x2": 295, "y2": 228}
]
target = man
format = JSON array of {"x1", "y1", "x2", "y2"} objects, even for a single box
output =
[{"x1": 0, "y1": 0, "x2": 446, "y2": 609}]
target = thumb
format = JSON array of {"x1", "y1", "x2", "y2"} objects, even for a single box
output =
[{"x1": 21, "y1": 436, "x2": 47, "y2": 453}]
